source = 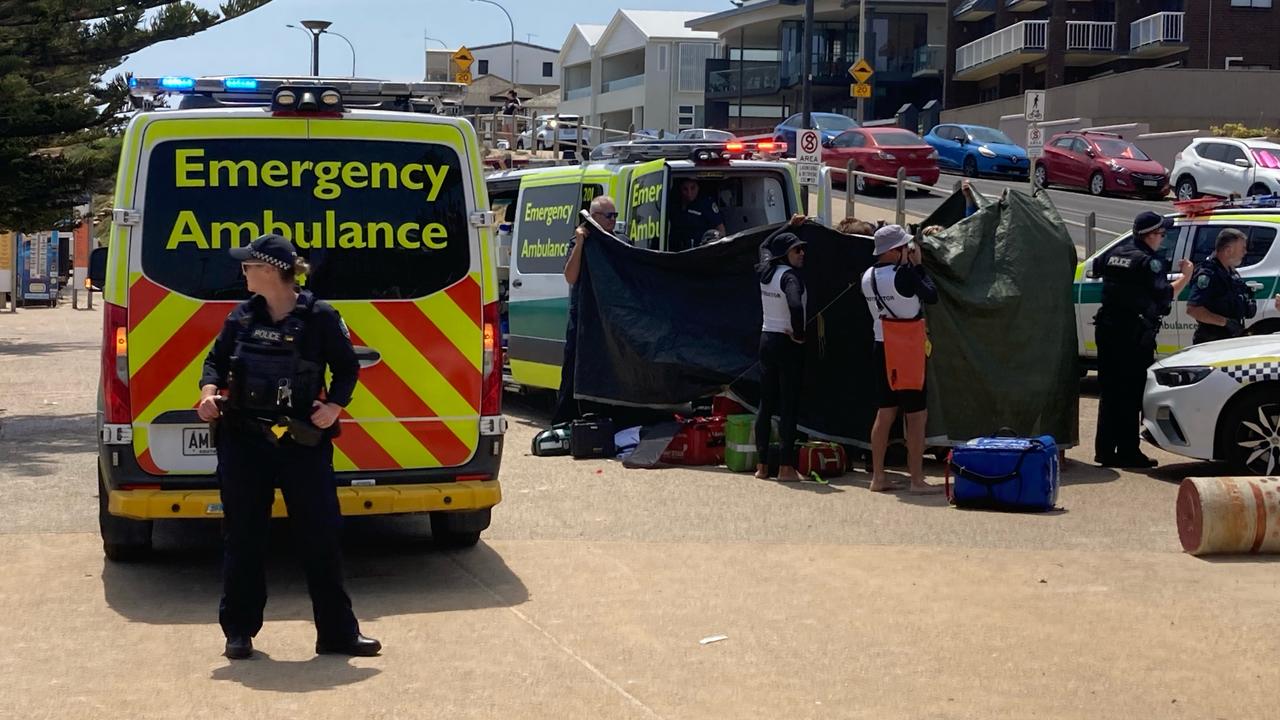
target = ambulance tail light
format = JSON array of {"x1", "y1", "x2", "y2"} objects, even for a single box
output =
[
  {"x1": 102, "y1": 303, "x2": 131, "y2": 424},
  {"x1": 480, "y1": 301, "x2": 502, "y2": 416}
]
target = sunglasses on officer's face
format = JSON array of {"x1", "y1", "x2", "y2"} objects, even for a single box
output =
[
  {"x1": 241, "y1": 262, "x2": 268, "y2": 273},
  {"x1": 594, "y1": 212, "x2": 619, "y2": 220}
]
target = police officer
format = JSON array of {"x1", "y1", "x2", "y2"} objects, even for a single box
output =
[
  {"x1": 1094, "y1": 212, "x2": 1193, "y2": 469},
  {"x1": 669, "y1": 178, "x2": 725, "y2": 252},
  {"x1": 196, "y1": 233, "x2": 380, "y2": 660},
  {"x1": 1187, "y1": 228, "x2": 1257, "y2": 344}
]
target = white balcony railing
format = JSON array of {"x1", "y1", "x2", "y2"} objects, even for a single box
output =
[
  {"x1": 563, "y1": 86, "x2": 592, "y2": 101},
  {"x1": 956, "y1": 20, "x2": 1047, "y2": 74},
  {"x1": 1131, "y1": 12, "x2": 1185, "y2": 50},
  {"x1": 1066, "y1": 21, "x2": 1114, "y2": 52}
]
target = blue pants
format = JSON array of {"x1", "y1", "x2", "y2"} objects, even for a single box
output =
[{"x1": 216, "y1": 425, "x2": 359, "y2": 643}]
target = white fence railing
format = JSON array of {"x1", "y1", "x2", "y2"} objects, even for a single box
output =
[
  {"x1": 1066, "y1": 21, "x2": 1114, "y2": 52},
  {"x1": 956, "y1": 20, "x2": 1047, "y2": 74},
  {"x1": 601, "y1": 74, "x2": 645, "y2": 94},
  {"x1": 1131, "y1": 12, "x2": 1184, "y2": 50}
]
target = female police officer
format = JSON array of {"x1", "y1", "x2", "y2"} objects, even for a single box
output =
[{"x1": 196, "y1": 233, "x2": 380, "y2": 660}]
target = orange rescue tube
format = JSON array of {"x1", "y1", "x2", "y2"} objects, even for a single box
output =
[{"x1": 1177, "y1": 477, "x2": 1280, "y2": 555}]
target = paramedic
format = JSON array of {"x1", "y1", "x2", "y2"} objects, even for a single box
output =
[
  {"x1": 196, "y1": 233, "x2": 381, "y2": 660},
  {"x1": 861, "y1": 225, "x2": 941, "y2": 494},
  {"x1": 1094, "y1": 211, "x2": 1192, "y2": 468},
  {"x1": 557, "y1": 196, "x2": 618, "y2": 423},
  {"x1": 754, "y1": 214, "x2": 808, "y2": 482}
]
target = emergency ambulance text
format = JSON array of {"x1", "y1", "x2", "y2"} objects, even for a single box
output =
[{"x1": 174, "y1": 149, "x2": 451, "y2": 202}]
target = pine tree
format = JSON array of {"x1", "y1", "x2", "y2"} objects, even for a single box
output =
[{"x1": 0, "y1": 1, "x2": 273, "y2": 230}]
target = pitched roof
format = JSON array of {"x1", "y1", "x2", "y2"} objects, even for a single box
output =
[
  {"x1": 576, "y1": 23, "x2": 607, "y2": 46},
  {"x1": 618, "y1": 9, "x2": 719, "y2": 40},
  {"x1": 468, "y1": 40, "x2": 560, "y2": 53}
]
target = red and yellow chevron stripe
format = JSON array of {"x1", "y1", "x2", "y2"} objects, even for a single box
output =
[{"x1": 126, "y1": 273, "x2": 483, "y2": 475}]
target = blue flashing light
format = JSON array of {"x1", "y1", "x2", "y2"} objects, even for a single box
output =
[
  {"x1": 223, "y1": 77, "x2": 259, "y2": 92},
  {"x1": 158, "y1": 76, "x2": 196, "y2": 91},
  {"x1": 128, "y1": 77, "x2": 138, "y2": 88}
]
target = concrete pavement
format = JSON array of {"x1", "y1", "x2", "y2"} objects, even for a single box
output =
[{"x1": 2, "y1": 303, "x2": 1277, "y2": 719}]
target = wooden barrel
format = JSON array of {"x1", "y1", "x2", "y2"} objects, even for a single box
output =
[{"x1": 1177, "y1": 477, "x2": 1280, "y2": 555}]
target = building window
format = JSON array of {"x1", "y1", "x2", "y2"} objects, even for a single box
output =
[
  {"x1": 678, "y1": 104, "x2": 695, "y2": 114},
  {"x1": 542, "y1": 62, "x2": 553, "y2": 77},
  {"x1": 478, "y1": 59, "x2": 489, "y2": 75},
  {"x1": 678, "y1": 115, "x2": 695, "y2": 128},
  {"x1": 678, "y1": 43, "x2": 715, "y2": 93},
  {"x1": 1231, "y1": 0, "x2": 1272, "y2": 7},
  {"x1": 659, "y1": 45, "x2": 667, "y2": 72}
]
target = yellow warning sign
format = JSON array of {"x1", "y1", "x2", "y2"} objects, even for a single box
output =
[
  {"x1": 0, "y1": 232, "x2": 11, "y2": 272},
  {"x1": 851, "y1": 82, "x2": 872, "y2": 99},
  {"x1": 455, "y1": 71, "x2": 472, "y2": 85},
  {"x1": 452, "y1": 46, "x2": 475, "y2": 71},
  {"x1": 848, "y1": 59, "x2": 874, "y2": 84}
]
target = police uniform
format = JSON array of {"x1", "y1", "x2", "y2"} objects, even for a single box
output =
[
  {"x1": 670, "y1": 195, "x2": 723, "y2": 252},
  {"x1": 1188, "y1": 256, "x2": 1257, "y2": 344},
  {"x1": 201, "y1": 234, "x2": 377, "y2": 658},
  {"x1": 1093, "y1": 214, "x2": 1176, "y2": 466}
]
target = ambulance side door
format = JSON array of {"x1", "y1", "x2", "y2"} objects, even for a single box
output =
[{"x1": 621, "y1": 159, "x2": 669, "y2": 250}]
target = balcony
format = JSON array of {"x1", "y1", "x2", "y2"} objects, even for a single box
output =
[
  {"x1": 563, "y1": 86, "x2": 592, "y2": 101},
  {"x1": 705, "y1": 60, "x2": 781, "y2": 100},
  {"x1": 1005, "y1": 0, "x2": 1047, "y2": 11},
  {"x1": 1130, "y1": 12, "x2": 1188, "y2": 58},
  {"x1": 601, "y1": 74, "x2": 645, "y2": 94},
  {"x1": 1065, "y1": 21, "x2": 1117, "y2": 65},
  {"x1": 913, "y1": 45, "x2": 944, "y2": 78},
  {"x1": 954, "y1": 0, "x2": 995, "y2": 22},
  {"x1": 955, "y1": 20, "x2": 1047, "y2": 81}
]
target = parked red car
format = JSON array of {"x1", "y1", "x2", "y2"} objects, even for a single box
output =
[
  {"x1": 823, "y1": 128, "x2": 940, "y2": 192},
  {"x1": 1036, "y1": 130, "x2": 1169, "y2": 199}
]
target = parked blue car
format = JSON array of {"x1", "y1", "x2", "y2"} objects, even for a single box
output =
[
  {"x1": 924, "y1": 123, "x2": 1029, "y2": 179},
  {"x1": 773, "y1": 112, "x2": 859, "y2": 157}
]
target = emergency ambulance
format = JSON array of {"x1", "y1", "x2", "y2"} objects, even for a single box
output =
[
  {"x1": 1074, "y1": 196, "x2": 1280, "y2": 366},
  {"x1": 486, "y1": 139, "x2": 819, "y2": 392},
  {"x1": 90, "y1": 76, "x2": 505, "y2": 560}
]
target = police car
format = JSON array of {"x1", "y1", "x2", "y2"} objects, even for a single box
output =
[
  {"x1": 89, "y1": 76, "x2": 506, "y2": 559},
  {"x1": 485, "y1": 138, "x2": 813, "y2": 394},
  {"x1": 1075, "y1": 196, "x2": 1280, "y2": 365},
  {"x1": 1143, "y1": 335, "x2": 1280, "y2": 474}
]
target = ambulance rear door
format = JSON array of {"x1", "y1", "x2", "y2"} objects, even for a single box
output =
[{"x1": 620, "y1": 159, "x2": 668, "y2": 250}]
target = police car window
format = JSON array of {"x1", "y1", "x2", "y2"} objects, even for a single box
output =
[
  {"x1": 1190, "y1": 225, "x2": 1277, "y2": 267},
  {"x1": 140, "y1": 138, "x2": 470, "y2": 301},
  {"x1": 514, "y1": 181, "x2": 605, "y2": 274}
]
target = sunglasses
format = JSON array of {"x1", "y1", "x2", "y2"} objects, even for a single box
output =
[
  {"x1": 594, "y1": 212, "x2": 619, "y2": 220},
  {"x1": 241, "y1": 262, "x2": 268, "y2": 273}
]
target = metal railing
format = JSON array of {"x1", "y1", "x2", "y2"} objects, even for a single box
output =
[
  {"x1": 563, "y1": 85, "x2": 592, "y2": 101},
  {"x1": 956, "y1": 20, "x2": 1047, "y2": 74},
  {"x1": 601, "y1": 74, "x2": 645, "y2": 93},
  {"x1": 1130, "y1": 12, "x2": 1184, "y2": 50},
  {"x1": 705, "y1": 60, "x2": 781, "y2": 99},
  {"x1": 823, "y1": 159, "x2": 1118, "y2": 253},
  {"x1": 1066, "y1": 21, "x2": 1115, "y2": 52}
]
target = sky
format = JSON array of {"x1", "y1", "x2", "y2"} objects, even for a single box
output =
[{"x1": 115, "y1": 0, "x2": 730, "y2": 81}]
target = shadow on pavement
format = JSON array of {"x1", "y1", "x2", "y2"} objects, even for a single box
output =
[
  {"x1": 1146, "y1": 459, "x2": 1223, "y2": 485},
  {"x1": 102, "y1": 519, "x2": 530, "y2": 626},
  {"x1": 1059, "y1": 459, "x2": 1121, "y2": 486},
  {"x1": 210, "y1": 652, "x2": 381, "y2": 692},
  {"x1": 0, "y1": 341, "x2": 96, "y2": 358},
  {"x1": 0, "y1": 413, "x2": 97, "y2": 478}
]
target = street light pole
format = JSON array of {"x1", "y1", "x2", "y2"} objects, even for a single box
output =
[
  {"x1": 285, "y1": 24, "x2": 312, "y2": 75},
  {"x1": 299, "y1": 19, "x2": 333, "y2": 76},
  {"x1": 424, "y1": 35, "x2": 450, "y2": 49},
  {"x1": 326, "y1": 30, "x2": 357, "y2": 77},
  {"x1": 471, "y1": 0, "x2": 516, "y2": 91},
  {"x1": 856, "y1": 0, "x2": 867, "y2": 123},
  {"x1": 801, "y1": 0, "x2": 813, "y2": 130}
]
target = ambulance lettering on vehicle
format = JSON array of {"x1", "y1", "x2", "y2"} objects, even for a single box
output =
[{"x1": 94, "y1": 77, "x2": 504, "y2": 558}]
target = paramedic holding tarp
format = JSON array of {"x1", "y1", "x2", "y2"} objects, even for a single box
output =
[
  {"x1": 196, "y1": 234, "x2": 381, "y2": 661},
  {"x1": 754, "y1": 214, "x2": 808, "y2": 482},
  {"x1": 557, "y1": 196, "x2": 619, "y2": 424}
]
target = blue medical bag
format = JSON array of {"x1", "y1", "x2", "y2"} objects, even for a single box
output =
[{"x1": 947, "y1": 434, "x2": 1060, "y2": 512}]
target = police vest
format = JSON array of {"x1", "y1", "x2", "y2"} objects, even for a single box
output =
[
  {"x1": 761, "y1": 267, "x2": 806, "y2": 334},
  {"x1": 227, "y1": 300, "x2": 322, "y2": 421}
]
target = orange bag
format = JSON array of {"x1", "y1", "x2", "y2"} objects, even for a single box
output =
[
  {"x1": 881, "y1": 317, "x2": 926, "y2": 391},
  {"x1": 870, "y1": 267, "x2": 927, "y2": 391}
]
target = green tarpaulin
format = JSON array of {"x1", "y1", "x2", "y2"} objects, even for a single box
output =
[{"x1": 919, "y1": 188, "x2": 1081, "y2": 446}]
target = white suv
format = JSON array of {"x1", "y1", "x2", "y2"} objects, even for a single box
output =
[
  {"x1": 1171, "y1": 137, "x2": 1280, "y2": 201},
  {"x1": 516, "y1": 114, "x2": 590, "y2": 151}
]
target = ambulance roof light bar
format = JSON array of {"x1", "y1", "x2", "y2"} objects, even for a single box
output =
[
  {"x1": 1173, "y1": 194, "x2": 1280, "y2": 216},
  {"x1": 127, "y1": 75, "x2": 466, "y2": 108},
  {"x1": 590, "y1": 139, "x2": 782, "y2": 163}
]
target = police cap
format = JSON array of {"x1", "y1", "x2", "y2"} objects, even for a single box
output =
[{"x1": 230, "y1": 233, "x2": 298, "y2": 270}]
